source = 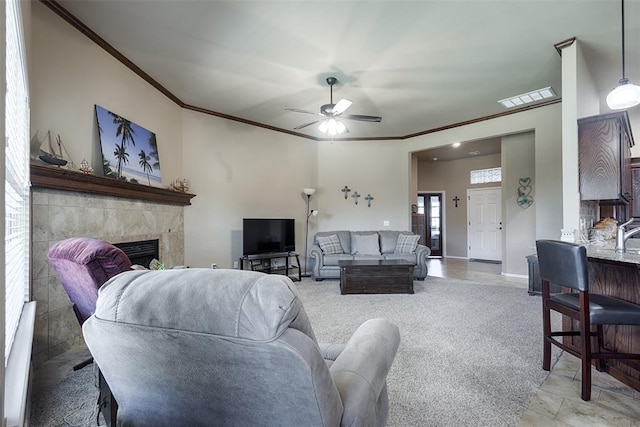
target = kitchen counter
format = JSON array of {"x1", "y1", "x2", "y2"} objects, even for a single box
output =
[
  {"x1": 565, "y1": 239, "x2": 640, "y2": 392},
  {"x1": 585, "y1": 239, "x2": 640, "y2": 267}
]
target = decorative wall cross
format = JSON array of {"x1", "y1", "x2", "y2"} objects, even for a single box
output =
[
  {"x1": 352, "y1": 191, "x2": 361, "y2": 205},
  {"x1": 453, "y1": 196, "x2": 460, "y2": 208},
  {"x1": 365, "y1": 194, "x2": 374, "y2": 208},
  {"x1": 341, "y1": 185, "x2": 351, "y2": 199}
]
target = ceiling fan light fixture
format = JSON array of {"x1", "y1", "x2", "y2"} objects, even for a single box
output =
[
  {"x1": 287, "y1": 77, "x2": 379, "y2": 134},
  {"x1": 333, "y1": 99, "x2": 353, "y2": 114},
  {"x1": 319, "y1": 118, "x2": 347, "y2": 136},
  {"x1": 607, "y1": 0, "x2": 640, "y2": 110}
]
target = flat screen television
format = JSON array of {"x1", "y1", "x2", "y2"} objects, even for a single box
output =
[{"x1": 243, "y1": 218, "x2": 295, "y2": 256}]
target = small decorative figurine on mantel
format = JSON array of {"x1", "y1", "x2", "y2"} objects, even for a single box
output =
[
  {"x1": 168, "y1": 178, "x2": 189, "y2": 193},
  {"x1": 79, "y1": 159, "x2": 93, "y2": 174}
]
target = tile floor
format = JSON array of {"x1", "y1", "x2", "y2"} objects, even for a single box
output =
[
  {"x1": 427, "y1": 258, "x2": 640, "y2": 427},
  {"x1": 32, "y1": 258, "x2": 640, "y2": 426}
]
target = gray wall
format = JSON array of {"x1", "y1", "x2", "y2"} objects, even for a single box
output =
[
  {"x1": 417, "y1": 132, "x2": 539, "y2": 275},
  {"x1": 29, "y1": 0, "x2": 564, "y2": 277},
  {"x1": 502, "y1": 132, "x2": 536, "y2": 275},
  {"x1": 418, "y1": 153, "x2": 501, "y2": 258}
]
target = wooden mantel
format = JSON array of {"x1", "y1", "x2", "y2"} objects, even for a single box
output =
[{"x1": 30, "y1": 163, "x2": 196, "y2": 206}]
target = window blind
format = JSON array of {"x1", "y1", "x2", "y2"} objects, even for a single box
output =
[{"x1": 4, "y1": 0, "x2": 30, "y2": 365}]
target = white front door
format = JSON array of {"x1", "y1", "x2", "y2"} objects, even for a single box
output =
[{"x1": 467, "y1": 188, "x2": 502, "y2": 261}]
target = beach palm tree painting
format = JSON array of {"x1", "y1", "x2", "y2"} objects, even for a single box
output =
[{"x1": 95, "y1": 104, "x2": 162, "y2": 187}]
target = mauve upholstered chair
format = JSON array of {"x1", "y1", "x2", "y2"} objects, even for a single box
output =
[
  {"x1": 83, "y1": 268, "x2": 401, "y2": 427},
  {"x1": 47, "y1": 237, "x2": 132, "y2": 325},
  {"x1": 48, "y1": 237, "x2": 132, "y2": 425},
  {"x1": 48, "y1": 236, "x2": 131, "y2": 374}
]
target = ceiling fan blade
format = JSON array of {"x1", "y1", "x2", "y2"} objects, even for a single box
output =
[
  {"x1": 285, "y1": 108, "x2": 323, "y2": 116},
  {"x1": 294, "y1": 120, "x2": 321, "y2": 130},
  {"x1": 332, "y1": 99, "x2": 353, "y2": 115},
  {"x1": 341, "y1": 114, "x2": 382, "y2": 123}
]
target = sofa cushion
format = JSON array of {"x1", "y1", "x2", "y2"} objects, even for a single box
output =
[
  {"x1": 384, "y1": 253, "x2": 417, "y2": 263},
  {"x1": 378, "y1": 230, "x2": 402, "y2": 254},
  {"x1": 394, "y1": 234, "x2": 420, "y2": 253},
  {"x1": 314, "y1": 231, "x2": 352, "y2": 254},
  {"x1": 351, "y1": 233, "x2": 380, "y2": 255},
  {"x1": 317, "y1": 234, "x2": 344, "y2": 255},
  {"x1": 323, "y1": 254, "x2": 355, "y2": 266},
  {"x1": 353, "y1": 255, "x2": 385, "y2": 261}
]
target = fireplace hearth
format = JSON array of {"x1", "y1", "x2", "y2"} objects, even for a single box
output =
[{"x1": 115, "y1": 239, "x2": 160, "y2": 268}]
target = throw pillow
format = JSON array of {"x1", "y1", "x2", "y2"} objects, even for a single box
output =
[
  {"x1": 317, "y1": 234, "x2": 344, "y2": 255},
  {"x1": 394, "y1": 234, "x2": 420, "y2": 253},
  {"x1": 351, "y1": 233, "x2": 380, "y2": 255}
]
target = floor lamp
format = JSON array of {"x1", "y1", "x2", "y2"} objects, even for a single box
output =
[{"x1": 303, "y1": 188, "x2": 318, "y2": 277}]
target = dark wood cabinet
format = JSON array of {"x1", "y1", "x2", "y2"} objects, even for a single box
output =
[
  {"x1": 411, "y1": 213, "x2": 426, "y2": 245},
  {"x1": 579, "y1": 112, "x2": 634, "y2": 204},
  {"x1": 632, "y1": 158, "x2": 640, "y2": 218}
]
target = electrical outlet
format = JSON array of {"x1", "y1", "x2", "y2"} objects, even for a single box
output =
[
  {"x1": 383, "y1": 220, "x2": 390, "y2": 227},
  {"x1": 233, "y1": 261, "x2": 239, "y2": 269},
  {"x1": 560, "y1": 229, "x2": 575, "y2": 242}
]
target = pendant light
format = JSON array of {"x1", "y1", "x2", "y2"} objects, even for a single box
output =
[{"x1": 606, "y1": 0, "x2": 640, "y2": 110}]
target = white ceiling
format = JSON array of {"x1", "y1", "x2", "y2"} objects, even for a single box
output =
[
  {"x1": 54, "y1": 0, "x2": 640, "y2": 145},
  {"x1": 415, "y1": 137, "x2": 502, "y2": 162}
]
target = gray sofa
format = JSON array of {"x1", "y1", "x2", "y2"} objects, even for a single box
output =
[
  {"x1": 309, "y1": 230, "x2": 431, "y2": 281},
  {"x1": 83, "y1": 268, "x2": 400, "y2": 426}
]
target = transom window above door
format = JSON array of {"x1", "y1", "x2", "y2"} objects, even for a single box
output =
[{"x1": 470, "y1": 167, "x2": 502, "y2": 184}]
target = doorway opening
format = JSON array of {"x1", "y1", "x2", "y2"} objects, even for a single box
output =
[{"x1": 415, "y1": 193, "x2": 443, "y2": 256}]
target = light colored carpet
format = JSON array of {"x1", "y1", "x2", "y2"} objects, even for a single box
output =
[
  {"x1": 30, "y1": 364, "x2": 100, "y2": 427},
  {"x1": 295, "y1": 276, "x2": 559, "y2": 427},
  {"x1": 30, "y1": 275, "x2": 558, "y2": 426}
]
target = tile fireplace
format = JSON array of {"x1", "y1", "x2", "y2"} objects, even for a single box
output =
[
  {"x1": 31, "y1": 184, "x2": 188, "y2": 364},
  {"x1": 114, "y1": 239, "x2": 160, "y2": 269}
]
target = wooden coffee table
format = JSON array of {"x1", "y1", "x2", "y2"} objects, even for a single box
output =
[{"x1": 339, "y1": 259, "x2": 414, "y2": 294}]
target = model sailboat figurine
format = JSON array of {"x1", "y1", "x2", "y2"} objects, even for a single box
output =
[{"x1": 32, "y1": 130, "x2": 68, "y2": 166}]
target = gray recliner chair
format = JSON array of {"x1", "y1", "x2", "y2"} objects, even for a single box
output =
[{"x1": 83, "y1": 268, "x2": 400, "y2": 426}]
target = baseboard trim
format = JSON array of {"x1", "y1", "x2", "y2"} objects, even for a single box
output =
[{"x1": 502, "y1": 272, "x2": 528, "y2": 279}]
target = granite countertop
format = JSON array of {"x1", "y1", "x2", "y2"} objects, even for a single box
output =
[{"x1": 585, "y1": 239, "x2": 640, "y2": 266}]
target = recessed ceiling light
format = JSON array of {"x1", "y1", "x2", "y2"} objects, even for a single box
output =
[
  {"x1": 432, "y1": 157, "x2": 438, "y2": 161},
  {"x1": 498, "y1": 86, "x2": 556, "y2": 108},
  {"x1": 452, "y1": 142, "x2": 461, "y2": 148}
]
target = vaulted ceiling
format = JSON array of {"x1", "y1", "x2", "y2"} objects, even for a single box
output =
[{"x1": 51, "y1": 0, "x2": 639, "y2": 145}]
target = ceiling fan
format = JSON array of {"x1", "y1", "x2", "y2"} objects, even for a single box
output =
[{"x1": 286, "y1": 77, "x2": 382, "y2": 135}]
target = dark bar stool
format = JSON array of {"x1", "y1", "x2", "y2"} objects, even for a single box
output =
[{"x1": 536, "y1": 239, "x2": 640, "y2": 401}]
